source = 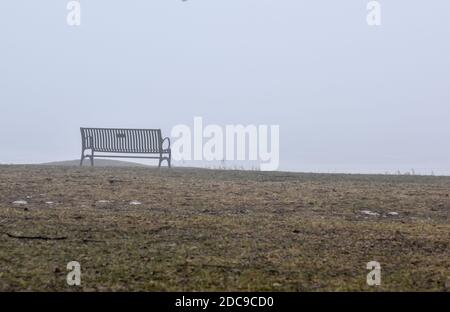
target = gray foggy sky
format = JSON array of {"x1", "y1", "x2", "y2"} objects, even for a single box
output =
[{"x1": 0, "y1": 1, "x2": 449, "y2": 174}]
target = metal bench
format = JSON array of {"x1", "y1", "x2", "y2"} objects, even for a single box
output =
[{"x1": 80, "y1": 127, "x2": 171, "y2": 167}]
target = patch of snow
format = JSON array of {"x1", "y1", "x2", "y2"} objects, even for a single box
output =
[
  {"x1": 13, "y1": 200, "x2": 28, "y2": 205},
  {"x1": 360, "y1": 210, "x2": 380, "y2": 217},
  {"x1": 272, "y1": 283, "x2": 282, "y2": 287},
  {"x1": 387, "y1": 212, "x2": 399, "y2": 216},
  {"x1": 129, "y1": 200, "x2": 142, "y2": 206},
  {"x1": 45, "y1": 201, "x2": 54, "y2": 205},
  {"x1": 97, "y1": 200, "x2": 112, "y2": 204}
]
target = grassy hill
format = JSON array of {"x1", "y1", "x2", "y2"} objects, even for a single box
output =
[{"x1": 0, "y1": 165, "x2": 449, "y2": 291}]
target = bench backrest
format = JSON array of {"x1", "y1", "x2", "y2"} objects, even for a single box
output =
[{"x1": 81, "y1": 128, "x2": 163, "y2": 153}]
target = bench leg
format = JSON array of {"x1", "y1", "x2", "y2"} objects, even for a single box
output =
[
  {"x1": 80, "y1": 150, "x2": 85, "y2": 166},
  {"x1": 90, "y1": 156, "x2": 94, "y2": 167},
  {"x1": 158, "y1": 154, "x2": 171, "y2": 168}
]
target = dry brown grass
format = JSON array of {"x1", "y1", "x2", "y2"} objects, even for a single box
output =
[{"x1": 0, "y1": 165, "x2": 449, "y2": 291}]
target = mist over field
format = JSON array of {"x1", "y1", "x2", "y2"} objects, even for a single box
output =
[
  {"x1": 0, "y1": 1, "x2": 449, "y2": 174},
  {"x1": 0, "y1": 1, "x2": 449, "y2": 296}
]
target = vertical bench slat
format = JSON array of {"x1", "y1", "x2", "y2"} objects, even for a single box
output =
[
  {"x1": 126, "y1": 130, "x2": 131, "y2": 152},
  {"x1": 132, "y1": 129, "x2": 138, "y2": 153},
  {"x1": 109, "y1": 129, "x2": 114, "y2": 152},
  {"x1": 110, "y1": 129, "x2": 114, "y2": 152},
  {"x1": 136, "y1": 129, "x2": 141, "y2": 153},
  {"x1": 97, "y1": 129, "x2": 103, "y2": 151},
  {"x1": 156, "y1": 130, "x2": 161, "y2": 152},
  {"x1": 149, "y1": 130, "x2": 154, "y2": 152},
  {"x1": 119, "y1": 129, "x2": 123, "y2": 151},
  {"x1": 105, "y1": 128, "x2": 110, "y2": 152},
  {"x1": 103, "y1": 129, "x2": 108, "y2": 151},
  {"x1": 143, "y1": 130, "x2": 148, "y2": 152},
  {"x1": 157, "y1": 130, "x2": 161, "y2": 152},
  {"x1": 151, "y1": 130, "x2": 156, "y2": 152},
  {"x1": 92, "y1": 129, "x2": 98, "y2": 151},
  {"x1": 85, "y1": 128, "x2": 90, "y2": 148},
  {"x1": 143, "y1": 129, "x2": 149, "y2": 152},
  {"x1": 116, "y1": 129, "x2": 122, "y2": 151},
  {"x1": 100, "y1": 128, "x2": 105, "y2": 152},
  {"x1": 138, "y1": 129, "x2": 144, "y2": 152},
  {"x1": 153, "y1": 130, "x2": 158, "y2": 152},
  {"x1": 90, "y1": 128, "x2": 95, "y2": 150},
  {"x1": 121, "y1": 129, "x2": 127, "y2": 152},
  {"x1": 87, "y1": 128, "x2": 93, "y2": 149}
]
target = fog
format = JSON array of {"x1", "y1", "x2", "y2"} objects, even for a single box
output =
[{"x1": 1, "y1": 1, "x2": 449, "y2": 174}]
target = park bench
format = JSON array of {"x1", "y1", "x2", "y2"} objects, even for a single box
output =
[{"x1": 80, "y1": 127, "x2": 171, "y2": 167}]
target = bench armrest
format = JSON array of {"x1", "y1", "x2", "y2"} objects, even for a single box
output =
[{"x1": 162, "y1": 137, "x2": 171, "y2": 150}]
